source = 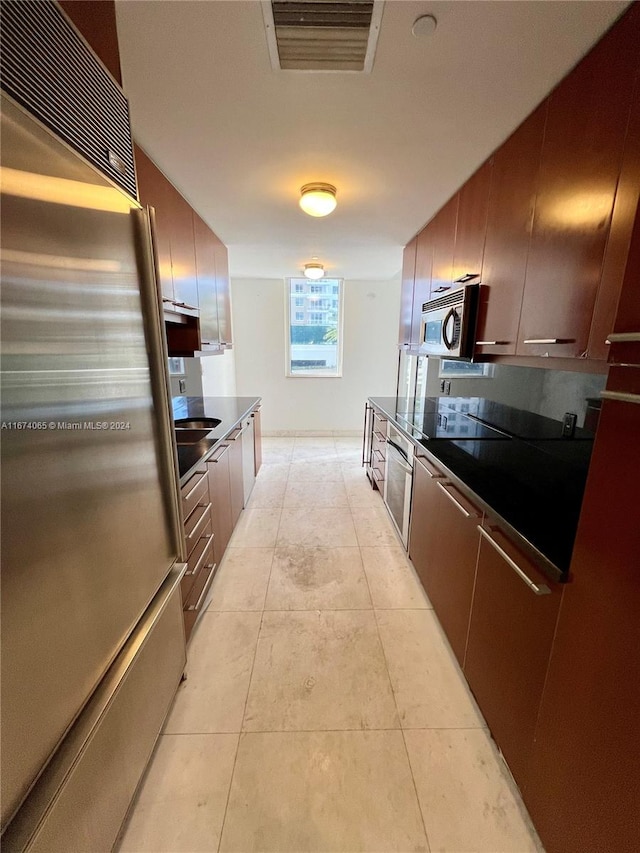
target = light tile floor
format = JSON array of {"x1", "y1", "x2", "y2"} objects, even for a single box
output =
[{"x1": 116, "y1": 436, "x2": 544, "y2": 853}]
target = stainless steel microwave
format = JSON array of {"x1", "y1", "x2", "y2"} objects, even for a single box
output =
[{"x1": 419, "y1": 284, "x2": 479, "y2": 359}]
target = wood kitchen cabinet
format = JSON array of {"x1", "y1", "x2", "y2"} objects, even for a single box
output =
[
  {"x1": 398, "y1": 237, "x2": 417, "y2": 345},
  {"x1": 428, "y1": 195, "x2": 459, "y2": 297},
  {"x1": 463, "y1": 524, "x2": 562, "y2": 788},
  {"x1": 476, "y1": 104, "x2": 547, "y2": 355},
  {"x1": 523, "y1": 367, "x2": 640, "y2": 853},
  {"x1": 193, "y1": 211, "x2": 220, "y2": 347},
  {"x1": 207, "y1": 444, "x2": 234, "y2": 567},
  {"x1": 226, "y1": 428, "x2": 245, "y2": 527},
  {"x1": 411, "y1": 226, "x2": 434, "y2": 344},
  {"x1": 135, "y1": 145, "x2": 175, "y2": 302},
  {"x1": 214, "y1": 239, "x2": 232, "y2": 347},
  {"x1": 409, "y1": 455, "x2": 481, "y2": 665},
  {"x1": 591, "y1": 71, "x2": 640, "y2": 363},
  {"x1": 452, "y1": 159, "x2": 491, "y2": 283},
  {"x1": 517, "y1": 11, "x2": 640, "y2": 359},
  {"x1": 180, "y1": 466, "x2": 217, "y2": 641},
  {"x1": 166, "y1": 185, "x2": 199, "y2": 310},
  {"x1": 252, "y1": 406, "x2": 262, "y2": 475},
  {"x1": 60, "y1": 1, "x2": 122, "y2": 84},
  {"x1": 370, "y1": 409, "x2": 387, "y2": 492}
]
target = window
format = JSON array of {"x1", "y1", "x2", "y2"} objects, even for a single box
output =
[
  {"x1": 286, "y1": 278, "x2": 344, "y2": 377},
  {"x1": 439, "y1": 360, "x2": 494, "y2": 379}
]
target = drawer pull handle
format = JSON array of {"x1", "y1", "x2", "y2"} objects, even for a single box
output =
[
  {"x1": 475, "y1": 341, "x2": 510, "y2": 346},
  {"x1": 187, "y1": 537, "x2": 214, "y2": 577},
  {"x1": 523, "y1": 338, "x2": 561, "y2": 345},
  {"x1": 188, "y1": 564, "x2": 216, "y2": 610},
  {"x1": 605, "y1": 332, "x2": 640, "y2": 343},
  {"x1": 373, "y1": 449, "x2": 385, "y2": 463},
  {"x1": 209, "y1": 444, "x2": 230, "y2": 462},
  {"x1": 183, "y1": 472, "x2": 207, "y2": 502},
  {"x1": 437, "y1": 482, "x2": 480, "y2": 518},
  {"x1": 478, "y1": 527, "x2": 551, "y2": 595},
  {"x1": 186, "y1": 503, "x2": 212, "y2": 540},
  {"x1": 415, "y1": 455, "x2": 443, "y2": 479},
  {"x1": 600, "y1": 390, "x2": 640, "y2": 406}
]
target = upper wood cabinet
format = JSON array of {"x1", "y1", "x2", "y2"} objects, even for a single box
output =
[
  {"x1": 590, "y1": 69, "x2": 640, "y2": 362},
  {"x1": 476, "y1": 104, "x2": 547, "y2": 354},
  {"x1": 412, "y1": 227, "x2": 434, "y2": 344},
  {"x1": 214, "y1": 239, "x2": 232, "y2": 347},
  {"x1": 166, "y1": 187, "x2": 198, "y2": 310},
  {"x1": 193, "y1": 212, "x2": 219, "y2": 347},
  {"x1": 517, "y1": 12, "x2": 639, "y2": 359},
  {"x1": 135, "y1": 145, "x2": 175, "y2": 302},
  {"x1": 452, "y1": 159, "x2": 492, "y2": 283},
  {"x1": 398, "y1": 237, "x2": 417, "y2": 345},
  {"x1": 60, "y1": 0, "x2": 122, "y2": 84},
  {"x1": 429, "y1": 195, "x2": 458, "y2": 297}
]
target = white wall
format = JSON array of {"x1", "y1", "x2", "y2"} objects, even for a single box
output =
[
  {"x1": 232, "y1": 277, "x2": 401, "y2": 433},
  {"x1": 201, "y1": 348, "x2": 237, "y2": 397}
]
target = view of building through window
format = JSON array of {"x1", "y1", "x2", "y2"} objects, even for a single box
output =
[{"x1": 286, "y1": 278, "x2": 343, "y2": 376}]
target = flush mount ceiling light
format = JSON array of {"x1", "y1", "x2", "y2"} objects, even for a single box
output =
[
  {"x1": 304, "y1": 262, "x2": 325, "y2": 280},
  {"x1": 412, "y1": 14, "x2": 438, "y2": 38},
  {"x1": 299, "y1": 183, "x2": 337, "y2": 217}
]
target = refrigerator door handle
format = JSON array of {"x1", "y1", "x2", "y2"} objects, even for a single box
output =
[{"x1": 134, "y1": 207, "x2": 186, "y2": 561}]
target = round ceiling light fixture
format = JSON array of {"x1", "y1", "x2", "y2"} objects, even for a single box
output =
[
  {"x1": 412, "y1": 14, "x2": 437, "y2": 38},
  {"x1": 304, "y1": 261, "x2": 325, "y2": 280},
  {"x1": 299, "y1": 183, "x2": 337, "y2": 217}
]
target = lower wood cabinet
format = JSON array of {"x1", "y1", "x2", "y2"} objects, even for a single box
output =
[
  {"x1": 463, "y1": 524, "x2": 562, "y2": 787},
  {"x1": 180, "y1": 467, "x2": 217, "y2": 641},
  {"x1": 409, "y1": 455, "x2": 482, "y2": 664},
  {"x1": 226, "y1": 428, "x2": 244, "y2": 527},
  {"x1": 252, "y1": 406, "x2": 262, "y2": 475},
  {"x1": 206, "y1": 444, "x2": 234, "y2": 568}
]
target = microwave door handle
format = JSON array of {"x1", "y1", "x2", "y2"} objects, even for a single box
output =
[{"x1": 442, "y1": 308, "x2": 456, "y2": 350}]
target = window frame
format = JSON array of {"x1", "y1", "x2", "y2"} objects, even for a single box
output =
[{"x1": 285, "y1": 277, "x2": 344, "y2": 379}]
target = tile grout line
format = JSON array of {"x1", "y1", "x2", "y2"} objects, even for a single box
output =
[
  {"x1": 364, "y1": 554, "x2": 435, "y2": 853},
  {"x1": 216, "y1": 465, "x2": 287, "y2": 853}
]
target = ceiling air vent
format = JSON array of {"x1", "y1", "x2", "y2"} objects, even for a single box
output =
[{"x1": 262, "y1": 0, "x2": 384, "y2": 72}]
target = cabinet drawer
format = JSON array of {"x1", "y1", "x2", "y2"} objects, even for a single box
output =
[
  {"x1": 181, "y1": 470, "x2": 209, "y2": 521},
  {"x1": 184, "y1": 503, "x2": 212, "y2": 557},
  {"x1": 180, "y1": 521, "x2": 213, "y2": 602},
  {"x1": 183, "y1": 553, "x2": 217, "y2": 642}
]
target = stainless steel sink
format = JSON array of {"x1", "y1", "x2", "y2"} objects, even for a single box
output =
[
  {"x1": 175, "y1": 418, "x2": 221, "y2": 430},
  {"x1": 174, "y1": 428, "x2": 216, "y2": 445}
]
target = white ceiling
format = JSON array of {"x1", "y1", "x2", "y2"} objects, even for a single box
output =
[{"x1": 115, "y1": 0, "x2": 629, "y2": 281}]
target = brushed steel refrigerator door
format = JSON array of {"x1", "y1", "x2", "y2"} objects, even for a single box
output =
[{"x1": 0, "y1": 95, "x2": 183, "y2": 827}]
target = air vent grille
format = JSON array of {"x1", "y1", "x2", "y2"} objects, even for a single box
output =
[
  {"x1": 263, "y1": 0, "x2": 383, "y2": 72},
  {"x1": 0, "y1": 0, "x2": 137, "y2": 198},
  {"x1": 422, "y1": 288, "x2": 468, "y2": 313}
]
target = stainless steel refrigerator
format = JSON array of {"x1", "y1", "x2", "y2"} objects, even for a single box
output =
[{"x1": 1, "y1": 92, "x2": 186, "y2": 850}]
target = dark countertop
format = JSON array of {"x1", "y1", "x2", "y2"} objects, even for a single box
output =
[
  {"x1": 370, "y1": 397, "x2": 594, "y2": 579},
  {"x1": 172, "y1": 396, "x2": 261, "y2": 484}
]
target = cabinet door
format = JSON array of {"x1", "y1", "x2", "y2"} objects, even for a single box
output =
[
  {"x1": 464, "y1": 526, "x2": 562, "y2": 787},
  {"x1": 193, "y1": 212, "x2": 220, "y2": 346},
  {"x1": 412, "y1": 226, "x2": 434, "y2": 343},
  {"x1": 476, "y1": 105, "x2": 547, "y2": 355},
  {"x1": 518, "y1": 15, "x2": 639, "y2": 359},
  {"x1": 134, "y1": 145, "x2": 174, "y2": 302},
  {"x1": 425, "y1": 482, "x2": 483, "y2": 665},
  {"x1": 452, "y1": 159, "x2": 491, "y2": 283},
  {"x1": 252, "y1": 407, "x2": 262, "y2": 475},
  {"x1": 214, "y1": 239, "x2": 232, "y2": 346},
  {"x1": 591, "y1": 70, "x2": 640, "y2": 363},
  {"x1": 408, "y1": 454, "x2": 444, "y2": 590},
  {"x1": 227, "y1": 430, "x2": 244, "y2": 526},
  {"x1": 166, "y1": 186, "x2": 198, "y2": 310},
  {"x1": 525, "y1": 368, "x2": 640, "y2": 853},
  {"x1": 429, "y1": 195, "x2": 458, "y2": 297},
  {"x1": 398, "y1": 237, "x2": 417, "y2": 345},
  {"x1": 207, "y1": 445, "x2": 234, "y2": 566}
]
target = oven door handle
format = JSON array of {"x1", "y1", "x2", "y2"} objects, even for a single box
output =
[{"x1": 386, "y1": 439, "x2": 413, "y2": 473}]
